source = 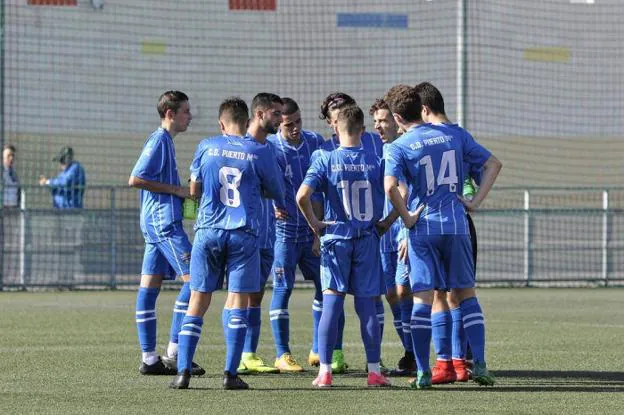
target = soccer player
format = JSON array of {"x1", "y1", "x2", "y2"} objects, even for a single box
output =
[
  {"x1": 319, "y1": 92, "x2": 383, "y2": 157},
  {"x1": 383, "y1": 84, "x2": 502, "y2": 388},
  {"x1": 414, "y1": 81, "x2": 482, "y2": 383},
  {"x1": 169, "y1": 97, "x2": 286, "y2": 390},
  {"x1": 237, "y1": 93, "x2": 285, "y2": 374},
  {"x1": 267, "y1": 97, "x2": 325, "y2": 372},
  {"x1": 296, "y1": 104, "x2": 394, "y2": 388},
  {"x1": 128, "y1": 90, "x2": 205, "y2": 377},
  {"x1": 369, "y1": 98, "x2": 416, "y2": 376},
  {"x1": 317, "y1": 92, "x2": 384, "y2": 372}
]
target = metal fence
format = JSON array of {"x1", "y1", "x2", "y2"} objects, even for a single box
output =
[{"x1": 1, "y1": 185, "x2": 623, "y2": 290}]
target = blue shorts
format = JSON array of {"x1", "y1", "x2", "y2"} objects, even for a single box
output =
[
  {"x1": 141, "y1": 228, "x2": 192, "y2": 280},
  {"x1": 259, "y1": 248, "x2": 274, "y2": 288},
  {"x1": 320, "y1": 234, "x2": 383, "y2": 297},
  {"x1": 190, "y1": 228, "x2": 260, "y2": 293},
  {"x1": 272, "y1": 239, "x2": 320, "y2": 290},
  {"x1": 380, "y1": 251, "x2": 411, "y2": 292},
  {"x1": 407, "y1": 233, "x2": 474, "y2": 292}
]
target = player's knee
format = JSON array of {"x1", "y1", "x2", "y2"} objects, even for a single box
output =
[
  {"x1": 188, "y1": 290, "x2": 211, "y2": 316},
  {"x1": 140, "y1": 274, "x2": 164, "y2": 289},
  {"x1": 385, "y1": 289, "x2": 399, "y2": 305}
]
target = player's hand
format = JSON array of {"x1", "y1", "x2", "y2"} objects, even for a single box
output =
[
  {"x1": 458, "y1": 195, "x2": 480, "y2": 212},
  {"x1": 38, "y1": 175, "x2": 47, "y2": 186},
  {"x1": 398, "y1": 239, "x2": 408, "y2": 263},
  {"x1": 310, "y1": 219, "x2": 332, "y2": 237},
  {"x1": 275, "y1": 207, "x2": 288, "y2": 221},
  {"x1": 312, "y1": 235, "x2": 321, "y2": 257},
  {"x1": 176, "y1": 186, "x2": 191, "y2": 199},
  {"x1": 403, "y1": 204, "x2": 426, "y2": 229},
  {"x1": 375, "y1": 218, "x2": 392, "y2": 236}
]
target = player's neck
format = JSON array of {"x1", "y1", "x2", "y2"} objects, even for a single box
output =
[
  {"x1": 428, "y1": 114, "x2": 451, "y2": 124},
  {"x1": 284, "y1": 132, "x2": 302, "y2": 147},
  {"x1": 339, "y1": 135, "x2": 361, "y2": 148},
  {"x1": 160, "y1": 121, "x2": 177, "y2": 138},
  {"x1": 247, "y1": 122, "x2": 268, "y2": 144}
]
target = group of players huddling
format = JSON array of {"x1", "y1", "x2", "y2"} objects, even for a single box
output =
[{"x1": 128, "y1": 82, "x2": 502, "y2": 390}]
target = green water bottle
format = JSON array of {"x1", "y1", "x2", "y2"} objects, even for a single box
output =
[
  {"x1": 183, "y1": 198, "x2": 198, "y2": 220},
  {"x1": 463, "y1": 177, "x2": 476, "y2": 200}
]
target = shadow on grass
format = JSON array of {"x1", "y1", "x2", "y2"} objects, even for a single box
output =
[{"x1": 494, "y1": 370, "x2": 624, "y2": 382}]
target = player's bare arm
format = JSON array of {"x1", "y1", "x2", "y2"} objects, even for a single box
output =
[
  {"x1": 296, "y1": 184, "x2": 328, "y2": 236},
  {"x1": 128, "y1": 176, "x2": 190, "y2": 199},
  {"x1": 459, "y1": 154, "x2": 502, "y2": 211}
]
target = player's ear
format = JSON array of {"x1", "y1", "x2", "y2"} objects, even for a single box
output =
[
  {"x1": 245, "y1": 118, "x2": 250, "y2": 130},
  {"x1": 218, "y1": 119, "x2": 226, "y2": 134},
  {"x1": 392, "y1": 112, "x2": 404, "y2": 126}
]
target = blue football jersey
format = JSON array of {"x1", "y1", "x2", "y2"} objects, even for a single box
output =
[
  {"x1": 379, "y1": 145, "x2": 404, "y2": 252},
  {"x1": 190, "y1": 134, "x2": 285, "y2": 235},
  {"x1": 384, "y1": 123, "x2": 491, "y2": 235},
  {"x1": 244, "y1": 134, "x2": 280, "y2": 249},
  {"x1": 303, "y1": 147, "x2": 385, "y2": 241},
  {"x1": 131, "y1": 128, "x2": 183, "y2": 243},
  {"x1": 320, "y1": 131, "x2": 384, "y2": 159},
  {"x1": 267, "y1": 129, "x2": 325, "y2": 243}
]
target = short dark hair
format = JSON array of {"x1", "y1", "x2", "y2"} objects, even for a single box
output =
[
  {"x1": 369, "y1": 98, "x2": 390, "y2": 116},
  {"x1": 250, "y1": 93, "x2": 283, "y2": 115},
  {"x1": 383, "y1": 85, "x2": 422, "y2": 123},
  {"x1": 414, "y1": 82, "x2": 445, "y2": 115},
  {"x1": 3, "y1": 144, "x2": 16, "y2": 153},
  {"x1": 320, "y1": 92, "x2": 356, "y2": 120},
  {"x1": 157, "y1": 90, "x2": 189, "y2": 119},
  {"x1": 218, "y1": 97, "x2": 249, "y2": 126},
  {"x1": 281, "y1": 97, "x2": 300, "y2": 116},
  {"x1": 336, "y1": 105, "x2": 364, "y2": 136}
]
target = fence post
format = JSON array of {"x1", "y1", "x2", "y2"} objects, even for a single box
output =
[
  {"x1": 456, "y1": 0, "x2": 467, "y2": 127},
  {"x1": 523, "y1": 189, "x2": 531, "y2": 286},
  {"x1": 110, "y1": 187, "x2": 117, "y2": 289},
  {"x1": 602, "y1": 190, "x2": 609, "y2": 286},
  {"x1": 19, "y1": 188, "x2": 26, "y2": 289}
]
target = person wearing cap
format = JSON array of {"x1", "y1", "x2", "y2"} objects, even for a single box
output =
[{"x1": 39, "y1": 146, "x2": 86, "y2": 209}]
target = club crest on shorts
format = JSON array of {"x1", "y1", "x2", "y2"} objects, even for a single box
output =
[{"x1": 180, "y1": 252, "x2": 191, "y2": 264}]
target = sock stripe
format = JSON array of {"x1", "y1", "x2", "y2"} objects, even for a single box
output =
[
  {"x1": 463, "y1": 312, "x2": 483, "y2": 321},
  {"x1": 410, "y1": 324, "x2": 432, "y2": 329},
  {"x1": 175, "y1": 301, "x2": 189, "y2": 306},
  {"x1": 269, "y1": 309, "x2": 288, "y2": 315},
  {"x1": 173, "y1": 309, "x2": 187, "y2": 313},
  {"x1": 136, "y1": 317, "x2": 156, "y2": 323},
  {"x1": 312, "y1": 304, "x2": 323, "y2": 312},
  {"x1": 463, "y1": 319, "x2": 484, "y2": 329},
  {"x1": 179, "y1": 330, "x2": 201, "y2": 337},
  {"x1": 411, "y1": 316, "x2": 431, "y2": 322},
  {"x1": 135, "y1": 309, "x2": 156, "y2": 315}
]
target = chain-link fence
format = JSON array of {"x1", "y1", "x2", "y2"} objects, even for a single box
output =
[{"x1": 2, "y1": 185, "x2": 623, "y2": 290}]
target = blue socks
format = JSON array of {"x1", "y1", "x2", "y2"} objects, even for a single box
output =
[
  {"x1": 432, "y1": 310, "x2": 452, "y2": 361},
  {"x1": 177, "y1": 315, "x2": 203, "y2": 373},
  {"x1": 312, "y1": 298, "x2": 323, "y2": 354},
  {"x1": 335, "y1": 310, "x2": 345, "y2": 350},
  {"x1": 388, "y1": 301, "x2": 403, "y2": 347},
  {"x1": 169, "y1": 282, "x2": 190, "y2": 347},
  {"x1": 136, "y1": 287, "x2": 160, "y2": 353},
  {"x1": 451, "y1": 307, "x2": 467, "y2": 359},
  {"x1": 270, "y1": 286, "x2": 292, "y2": 357},
  {"x1": 400, "y1": 297, "x2": 414, "y2": 352},
  {"x1": 460, "y1": 297, "x2": 486, "y2": 364},
  {"x1": 223, "y1": 308, "x2": 248, "y2": 374},
  {"x1": 244, "y1": 306, "x2": 261, "y2": 353},
  {"x1": 376, "y1": 299, "x2": 385, "y2": 342},
  {"x1": 410, "y1": 303, "x2": 432, "y2": 373},
  {"x1": 355, "y1": 296, "x2": 381, "y2": 364},
  {"x1": 318, "y1": 294, "x2": 344, "y2": 365}
]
